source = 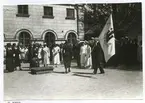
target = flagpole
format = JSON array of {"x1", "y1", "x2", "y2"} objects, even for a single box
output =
[{"x1": 111, "y1": 4, "x2": 117, "y2": 38}]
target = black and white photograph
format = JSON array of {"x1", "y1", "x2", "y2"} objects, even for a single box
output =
[{"x1": 2, "y1": 0, "x2": 143, "y2": 102}]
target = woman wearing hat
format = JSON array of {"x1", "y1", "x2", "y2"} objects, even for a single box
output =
[
  {"x1": 12, "y1": 43, "x2": 21, "y2": 70},
  {"x1": 6, "y1": 43, "x2": 14, "y2": 72}
]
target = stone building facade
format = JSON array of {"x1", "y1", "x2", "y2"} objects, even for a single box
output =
[{"x1": 3, "y1": 4, "x2": 84, "y2": 47}]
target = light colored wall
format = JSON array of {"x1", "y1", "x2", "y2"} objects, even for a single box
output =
[{"x1": 4, "y1": 4, "x2": 83, "y2": 44}]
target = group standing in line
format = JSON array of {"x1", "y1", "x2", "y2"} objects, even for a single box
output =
[{"x1": 4, "y1": 38, "x2": 105, "y2": 74}]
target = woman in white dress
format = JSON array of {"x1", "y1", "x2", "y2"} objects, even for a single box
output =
[
  {"x1": 43, "y1": 43, "x2": 50, "y2": 67},
  {"x1": 24, "y1": 46, "x2": 28, "y2": 62},
  {"x1": 52, "y1": 44, "x2": 60, "y2": 67},
  {"x1": 86, "y1": 44, "x2": 92, "y2": 69},
  {"x1": 19, "y1": 43, "x2": 25, "y2": 63},
  {"x1": 80, "y1": 42, "x2": 87, "y2": 68}
]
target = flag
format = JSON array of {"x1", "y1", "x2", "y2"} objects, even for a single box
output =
[{"x1": 98, "y1": 14, "x2": 115, "y2": 62}]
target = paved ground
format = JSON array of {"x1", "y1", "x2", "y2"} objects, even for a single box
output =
[{"x1": 4, "y1": 63, "x2": 143, "y2": 100}]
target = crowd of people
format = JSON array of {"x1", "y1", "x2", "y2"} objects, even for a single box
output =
[
  {"x1": 4, "y1": 36, "x2": 142, "y2": 74},
  {"x1": 109, "y1": 36, "x2": 142, "y2": 67},
  {"x1": 4, "y1": 38, "x2": 106, "y2": 74}
]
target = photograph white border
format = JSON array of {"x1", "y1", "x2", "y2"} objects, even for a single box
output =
[{"x1": 0, "y1": 0, "x2": 144, "y2": 103}]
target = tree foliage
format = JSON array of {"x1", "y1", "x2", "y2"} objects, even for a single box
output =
[{"x1": 83, "y1": 3, "x2": 142, "y2": 39}]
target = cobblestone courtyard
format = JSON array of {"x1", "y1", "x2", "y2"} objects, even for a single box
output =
[{"x1": 4, "y1": 63, "x2": 143, "y2": 100}]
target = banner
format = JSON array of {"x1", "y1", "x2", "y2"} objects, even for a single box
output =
[{"x1": 99, "y1": 14, "x2": 115, "y2": 62}]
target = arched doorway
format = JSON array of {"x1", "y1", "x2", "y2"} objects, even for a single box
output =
[
  {"x1": 19, "y1": 32, "x2": 31, "y2": 47},
  {"x1": 44, "y1": 32, "x2": 55, "y2": 47},
  {"x1": 44, "y1": 32, "x2": 56, "y2": 62},
  {"x1": 67, "y1": 32, "x2": 77, "y2": 44}
]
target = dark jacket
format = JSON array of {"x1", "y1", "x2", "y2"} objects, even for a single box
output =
[
  {"x1": 62, "y1": 42, "x2": 73, "y2": 60},
  {"x1": 91, "y1": 41, "x2": 104, "y2": 66}
]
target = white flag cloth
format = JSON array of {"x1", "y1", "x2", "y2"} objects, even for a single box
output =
[{"x1": 99, "y1": 14, "x2": 115, "y2": 62}]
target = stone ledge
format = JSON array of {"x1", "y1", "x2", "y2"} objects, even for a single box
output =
[
  {"x1": 16, "y1": 14, "x2": 30, "y2": 17},
  {"x1": 42, "y1": 15, "x2": 54, "y2": 19}
]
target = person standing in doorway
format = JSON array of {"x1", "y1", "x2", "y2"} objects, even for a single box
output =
[
  {"x1": 19, "y1": 43, "x2": 25, "y2": 63},
  {"x1": 24, "y1": 46, "x2": 29, "y2": 62}
]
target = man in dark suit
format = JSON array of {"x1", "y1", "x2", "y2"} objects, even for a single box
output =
[
  {"x1": 91, "y1": 38, "x2": 105, "y2": 74},
  {"x1": 73, "y1": 39, "x2": 81, "y2": 68}
]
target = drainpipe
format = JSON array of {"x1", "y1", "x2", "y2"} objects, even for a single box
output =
[{"x1": 76, "y1": 4, "x2": 79, "y2": 39}]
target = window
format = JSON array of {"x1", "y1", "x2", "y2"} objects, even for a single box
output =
[
  {"x1": 66, "y1": 8, "x2": 75, "y2": 20},
  {"x1": 19, "y1": 32, "x2": 31, "y2": 47},
  {"x1": 67, "y1": 33, "x2": 77, "y2": 44},
  {"x1": 43, "y1": 6, "x2": 54, "y2": 18},
  {"x1": 16, "y1": 5, "x2": 29, "y2": 17}
]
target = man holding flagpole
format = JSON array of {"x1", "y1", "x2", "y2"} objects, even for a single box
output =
[
  {"x1": 91, "y1": 14, "x2": 115, "y2": 74},
  {"x1": 91, "y1": 38, "x2": 105, "y2": 74}
]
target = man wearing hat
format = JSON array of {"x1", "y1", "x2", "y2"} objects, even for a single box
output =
[{"x1": 91, "y1": 38, "x2": 105, "y2": 74}]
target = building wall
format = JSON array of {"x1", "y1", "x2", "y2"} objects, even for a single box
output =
[
  {"x1": 3, "y1": 4, "x2": 84, "y2": 45},
  {"x1": 78, "y1": 6, "x2": 84, "y2": 40}
]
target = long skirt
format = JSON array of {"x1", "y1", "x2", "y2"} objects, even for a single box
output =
[
  {"x1": 80, "y1": 54, "x2": 87, "y2": 67},
  {"x1": 14, "y1": 57, "x2": 20, "y2": 67},
  {"x1": 63, "y1": 55, "x2": 71, "y2": 68},
  {"x1": 86, "y1": 55, "x2": 92, "y2": 68},
  {"x1": 43, "y1": 55, "x2": 50, "y2": 66},
  {"x1": 6, "y1": 58, "x2": 14, "y2": 72},
  {"x1": 53, "y1": 53, "x2": 60, "y2": 65},
  {"x1": 20, "y1": 53, "x2": 25, "y2": 61},
  {"x1": 31, "y1": 57, "x2": 39, "y2": 67}
]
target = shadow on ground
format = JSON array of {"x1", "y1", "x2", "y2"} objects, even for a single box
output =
[
  {"x1": 72, "y1": 73, "x2": 97, "y2": 79},
  {"x1": 73, "y1": 72, "x2": 94, "y2": 75},
  {"x1": 72, "y1": 73, "x2": 92, "y2": 78},
  {"x1": 106, "y1": 65, "x2": 142, "y2": 71},
  {"x1": 52, "y1": 71, "x2": 65, "y2": 74}
]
